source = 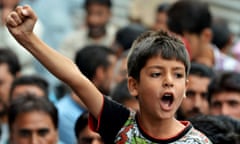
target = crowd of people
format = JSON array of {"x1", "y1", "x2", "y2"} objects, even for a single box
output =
[{"x1": 1, "y1": 0, "x2": 240, "y2": 143}]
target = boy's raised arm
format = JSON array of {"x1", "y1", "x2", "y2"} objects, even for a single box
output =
[{"x1": 6, "y1": 5, "x2": 103, "y2": 119}]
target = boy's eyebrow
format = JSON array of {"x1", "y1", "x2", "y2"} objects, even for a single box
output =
[
  {"x1": 147, "y1": 65, "x2": 185, "y2": 70},
  {"x1": 172, "y1": 67, "x2": 185, "y2": 71}
]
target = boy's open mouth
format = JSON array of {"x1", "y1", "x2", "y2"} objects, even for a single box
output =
[{"x1": 160, "y1": 93, "x2": 174, "y2": 111}]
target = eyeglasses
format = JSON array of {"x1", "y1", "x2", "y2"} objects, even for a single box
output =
[{"x1": 79, "y1": 136, "x2": 104, "y2": 144}]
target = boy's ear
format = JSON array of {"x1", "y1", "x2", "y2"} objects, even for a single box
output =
[
  {"x1": 128, "y1": 77, "x2": 138, "y2": 97},
  {"x1": 185, "y1": 79, "x2": 189, "y2": 88},
  {"x1": 184, "y1": 79, "x2": 189, "y2": 98}
]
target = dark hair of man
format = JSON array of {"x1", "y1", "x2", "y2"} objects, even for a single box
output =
[
  {"x1": 8, "y1": 95, "x2": 58, "y2": 130},
  {"x1": 127, "y1": 30, "x2": 190, "y2": 81},
  {"x1": 217, "y1": 115, "x2": 240, "y2": 135},
  {"x1": 208, "y1": 71, "x2": 240, "y2": 103},
  {"x1": 115, "y1": 24, "x2": 146, "y2": 51},
  {"x1": 84, "y1": 0, "x2": 112, "y2": 9},
  {"x1": 212, "y1": 18, "x2": 232, "y2": 50},
  {"x1": 9, "y1": 75, "x2": 49, "y2": 100},
  {"x1": 0, "y1": 48, "x2": 21, "y2": 76},
  {"x1": 167, "y1": 0, "x2": 212, "y2": 35},
  {"x1": 111, "y1": 79, "x2": 133, "y2": 104},
  {"x1": 189, "y1": 115, "x2": 240, "y2": 144},
  {"x1": 74, "y1": 111, "x2": 89, "y2": 139},
  {"x1": 75, "y1": 45, "x2": 114, "y2": 81},
  {"x1": 189, "y1": 62, "x2": 215, "y2": 78}
]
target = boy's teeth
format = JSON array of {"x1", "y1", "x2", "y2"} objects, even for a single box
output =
[{"x1": 161, "y1": 94, "x2": 174, "y2": 107}]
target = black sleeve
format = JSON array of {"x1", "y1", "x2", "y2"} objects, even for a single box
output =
[{"x1": 90, "y1": 96, "x2": 130, "y2": 143}]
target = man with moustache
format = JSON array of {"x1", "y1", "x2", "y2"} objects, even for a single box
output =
[
  {"x1": 0, "y1": 49, "x2": 21, "y2": 144},
  {"x1": 60, "y1": 0, "x2": 117, "y2": 61},
  {"x1": 177, "y1": 62, "x2": 214, "y2": 120},
  {"x1": 8, "y1": 95, "x2": 59, "y2": 144}
]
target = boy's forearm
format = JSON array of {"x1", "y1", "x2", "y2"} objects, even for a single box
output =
[
  {"x1": 18, "y1": 33, "x2": 80, "y2": 85},
  {"x1": 17, "y1": 33, "x2": 103, "y2": 118},
  {"x1": 6, "y1": 5, "x2": 103, "y2": 119}
]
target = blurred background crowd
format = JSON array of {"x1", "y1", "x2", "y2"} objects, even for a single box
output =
[{"x1": 0, "y1": 0, "x2": 240, "y2": 144}]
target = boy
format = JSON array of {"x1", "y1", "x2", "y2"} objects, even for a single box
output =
[
  {"x1": 75, "y1": 112, "x2": 104, "y2": 144},
  {"x1": 6, "y1": 5, "x2": 212, "y2": 143}
]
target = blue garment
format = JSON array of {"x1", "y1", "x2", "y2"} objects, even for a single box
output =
[
  {"x1": 56, "y1": 94, "x2": 85, "y2": 144},
  {"x1": 0, "y1": 124, "x2": 9, "y2": 144},
  {"x1": 20, "y1": 0, "x2": 84, "y2": 90},
  {"x1": 21, "y1": 0, "x2": 84, "y2": 49}
]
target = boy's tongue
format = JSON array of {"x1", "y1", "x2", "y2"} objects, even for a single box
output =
[{"x1": 160, "y1": 96, "x2": 173, "y2": 111}]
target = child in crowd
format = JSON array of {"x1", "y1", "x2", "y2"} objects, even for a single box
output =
[
  {"x1": 6, "y1": 5, "x2": 212, "y2": 143},
  {"x1": 75, "y1": 112, "x2": 104, "y2": 144}
]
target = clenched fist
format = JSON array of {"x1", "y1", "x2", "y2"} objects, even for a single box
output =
[{"x1": 6, "y1": 5, "x2": 37, "y2": 41}]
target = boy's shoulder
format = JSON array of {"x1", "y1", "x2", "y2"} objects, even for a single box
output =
[
  {"x1": 177, "y1": 126, "x2": 212, "y2": 144},
  {"x1": 115, "y1": 113, "x2": 212, "y2": 144}
]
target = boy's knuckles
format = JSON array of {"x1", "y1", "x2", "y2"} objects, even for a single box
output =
[
  {"x1": 11, "y1": 13, "x2": 20, "y2": 24},
  {"x1": 16, "y1": 8, "x2": 25, "y2": 19},
  {"x1": 6, "y1": 16, "x2": 15, "y2": 27}
]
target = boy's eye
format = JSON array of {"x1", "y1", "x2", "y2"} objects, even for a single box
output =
[
  {"x1": 150, "y1": 72, "x2": 161, "y2": 77},
  {"x1": 174, "y1": 73, "x2": 183, "y2": 78}
]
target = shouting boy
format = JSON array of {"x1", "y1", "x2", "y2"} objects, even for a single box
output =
[{"x1": 6, "y1": 5, "x2": 212, "y2": 143}]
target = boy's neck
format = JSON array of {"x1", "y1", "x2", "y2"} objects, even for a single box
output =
[{"x1": 137, "y1": 114, "x2": 185, "y2": 139}]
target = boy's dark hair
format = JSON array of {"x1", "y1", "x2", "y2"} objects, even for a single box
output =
[
  {"x1": 208, "y1": 71, "x2": 240, "y2": 102},
  {"x1": 212, "y1": 18, "x2": 232, "y2": 50},
  {"x1": 189, "y1": 62, "x2": 215, "y2": 78},
  {"x1": 0, "y1": 48, "x2": 21, "y2": 76},
  {"x1": 167, "y1": 0, "x2": 212, "y2": 35},
  {"x1": 75, "y1": 45, "x2": 115, "y2": 81},
  {"x1": 84, "y1": 0, "x2": 112, "y2": 9},
  {"x1": 8, "y1": 95, "x2": 58, "y2": 130},
  {"x1": 127, "y1": 31, "x2": 190, "y2": 81},
  {"x1": 9, "y1": 75, "x2": 49, "y2": 100},
  {"x1": 189, "y1": 115, "x2": 240, "y2": 144},
  {"x1": 74, "y1": 111, "x2": 89, "y2": 139},
  {"x1": 116, "y1": 24, "x2": 146, "y2": 51},
  {"x1": 111, "y1": 79, "x2": 133, "y2": 104},
  {"x1": 156, "y1": 2, "x2": 170, "y2": 13}
]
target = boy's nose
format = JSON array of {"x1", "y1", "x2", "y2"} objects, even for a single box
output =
[
  {"x1": 162, "y1": 82, "x2": 173, "y2": 88},
  {"x1": 162, "y1": 75, "x2": 174, "y2": 88}
]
